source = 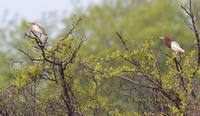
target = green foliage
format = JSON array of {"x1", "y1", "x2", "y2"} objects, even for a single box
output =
[
  {"x1": 0, "y1": 52, "x2": 11, "y2": 88},
  {"x1": 75, "y1": 0, "x2": 193, "y2": 57},
  {"x1": 12, "y1": 63, "x2": 43, "y2": 88},
  {"x1": 0, "y1": 0, "x2": 200, "y2": 115}
]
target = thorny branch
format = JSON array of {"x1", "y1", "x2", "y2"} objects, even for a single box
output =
[
  {"x1": 181, "y1": 0, "x2": 200, "y2": 77},
  {"x1": 79, "y1": 60, "x2": 183, "y2": 111},
  {"x1": 173, "y1": 58, "x2": 188, "y2": 94},
  {"x1": 18, "y1": 19, "x2": 84, "y2": 115},
  {"x1": 181, "y1": 0, "x2": 199, "y2": 98},
  {"x1": 17, "y1": 48, "x2": 43, "y2": 62},
  {"x1": 114, "y1": 33, "x2": 183, "y2": 111},
  {"x1": 25, "y1": 32, "x2": 56, "y2": 64},
  {"x1": 78, "y1": 61, "x2": 159, "y2": 90},
  {"x1": 116, "y1": 32, "x2": 129, "y2": 51},
  {"x1": 63, "y1": 38, "x2": 85, "y2": 70},
  {"x1": 60, "y1": 17, "x2": 82, "y2": 41}
]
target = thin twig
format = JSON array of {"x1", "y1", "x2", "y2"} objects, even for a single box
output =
[
  {"x1": 116, "y1": 32, "x2": 129, "y2": 51},
  {"x1": 60, "y1": 18, "x2": 82, "y2": 42}
]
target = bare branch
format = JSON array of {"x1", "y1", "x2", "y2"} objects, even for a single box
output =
[
  {"x1": 78, "y1": 61, "x2": 159, "y2": 90},
  {"x1": 181, "y1": 1, "x2": 199, "y2": 99},
  {"x1": 63, "y1": 38, "x2": 85, "y2": 70},
  {"x1": 116, "y1": 32, "x2": 129, "y2": 51},
  {"x1": 181, "y1": 0, "x2": 200, "y2": 66},
  {"x1": 60, "y1": 17, "x2": 82, "y2": 42},
  {"x1": 18, "y1": 48, "x2": 43, "y2": 62}
]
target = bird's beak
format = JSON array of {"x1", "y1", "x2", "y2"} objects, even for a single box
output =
[{"x1": 159, "y1": 37, "x2": 164, "y2": 40}]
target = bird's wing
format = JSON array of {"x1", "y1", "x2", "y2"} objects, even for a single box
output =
[
  {"x1": 40, "y1": 26, "x2": 48, "y2": 35},
  {"x1": 172, "y1": 41, "x2": 181, "y2": 47},
  {"x1": 32, "y1": 24, "x2": 47, "y2": 36},
  {"x1": 37, "y1": 25, "x2": 48, "y2": 35},
  {"x1": 32, "y1": 25, "x2": 41, "y2": 33},
  {"x1": 171, "y1": 41, "x2": 185, "y2": 53}
]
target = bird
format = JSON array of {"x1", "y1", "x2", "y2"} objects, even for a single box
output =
[
  {"x1": 160, "y1": 36, "x2": 184, "y2": 60},
  {"x1": 27, "y1": 22, "x2": 48, "y2": 46}
]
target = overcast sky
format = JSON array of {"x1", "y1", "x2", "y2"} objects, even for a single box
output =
[
  {"x1": 0, "y1": 0, "x2": 102, "y2": 51},
  {"x1": 0, "y1": 0, "x2": 101, "y2": 20}
]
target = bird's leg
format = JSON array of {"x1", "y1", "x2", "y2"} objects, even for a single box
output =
[
  {"x1": 176, "y1": 52, "x2": 182, "y2": 71},
  {"x1": 172, "y1": 52, "x2": 181, "y2": 62},
  {"x1": 172, "y1": 52, "x2": 177, "y2": 62},
  {"x1": 172, "y1": 52, "x2": 182, "y2": 72},
  {"x1": 174, "y1": 58, "x2": 180, "y2": 72}
]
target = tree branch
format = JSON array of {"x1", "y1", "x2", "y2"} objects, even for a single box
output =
[
  {"x1": 181, "y1": 0, "x2": 200, "y2": 67},
  {"x1": 60, "y1": 17, "x2": 82, "y2": 42},
  {"x1": 116, "y1": 32, "x2": 129, "y2": 51}
]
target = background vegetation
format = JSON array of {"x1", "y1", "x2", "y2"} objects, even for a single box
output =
[{"x1": 0, "y1": 0, "x2": 200, "y2": 115}]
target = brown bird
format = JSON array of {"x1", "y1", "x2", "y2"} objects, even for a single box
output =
[{"x1": 27, "y1": 22, "x2": 48, "y2": 45}]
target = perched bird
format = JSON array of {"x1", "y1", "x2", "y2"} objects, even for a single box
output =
[
  {"x1": 27, "y1": 22, "x2": 48, "y2": 46},
  {"x1": 160, "y1": 36, "x2": 184, "y2": 60}
]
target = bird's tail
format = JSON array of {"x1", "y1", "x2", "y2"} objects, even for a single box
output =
[{"x1": 180, "y1": 49, "x2": 185, "y2": 53}]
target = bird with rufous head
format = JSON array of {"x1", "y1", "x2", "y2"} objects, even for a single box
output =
[{"x1": 160, "y1": 36, "x2": 184, "y2": 61}]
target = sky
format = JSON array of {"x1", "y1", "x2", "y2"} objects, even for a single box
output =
[
  {"x1": 0, "y1": 0, "x2": 102, "y2": 52},
  {"x1": 0, "y1": 0, "x2": 101, "y2": 20}
]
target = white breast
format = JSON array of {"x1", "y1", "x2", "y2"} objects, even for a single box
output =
[{"x1": 171, "y1": 41, "x2": 185, "y2": 53}]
